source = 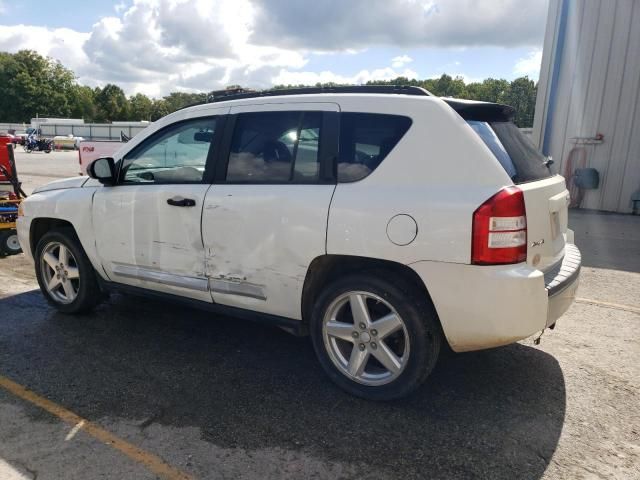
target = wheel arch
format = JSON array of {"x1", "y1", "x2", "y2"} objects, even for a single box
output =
[
  {"x1": 301, "y1": 254, "x2": 443, "y2": 336},
  {"x1": 30, "y1": 217, "x2": 76, "y2": 255}
]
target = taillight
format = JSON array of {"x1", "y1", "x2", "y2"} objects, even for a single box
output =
[{"x1": 472, "y1": 187, "x2": 527, "y2": 265}]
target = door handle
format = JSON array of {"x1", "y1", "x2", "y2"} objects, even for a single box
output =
[{"x1": 167, "y1": 196, "x2": 196, "y2": 207}]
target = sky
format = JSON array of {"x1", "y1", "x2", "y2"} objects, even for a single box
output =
[{"x1": 0, "y1": 0, "x2": 549, "y2": 98}]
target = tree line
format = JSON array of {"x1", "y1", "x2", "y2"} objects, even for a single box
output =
[{"x1": 0, "y1": 50, "x2": 538, "y2": 127}]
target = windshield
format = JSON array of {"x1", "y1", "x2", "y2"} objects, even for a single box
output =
[{"x1": 467, "y1": 120, "x2": 551, "y2": 183}]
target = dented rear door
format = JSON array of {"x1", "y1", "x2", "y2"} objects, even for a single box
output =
[{"x1": 202, "y1": 102, "x2": 339, "y2": 320}]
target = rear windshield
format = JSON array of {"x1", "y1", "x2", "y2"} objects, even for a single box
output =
[{"x1": 467, "y1": 120, "x2": 551, "y2": 183}]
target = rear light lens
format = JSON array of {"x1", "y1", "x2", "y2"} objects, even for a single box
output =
[{"x1": 472, "y1": 187, "x2": 527, "y2": 265}]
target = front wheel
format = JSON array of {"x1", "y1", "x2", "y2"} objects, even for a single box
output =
[
  {"x1": 310, "y1": 273, "x2": 442, "y2": 401},
  {"x1": 34, "y1": 228, "x2": 103, "y2": 313}
]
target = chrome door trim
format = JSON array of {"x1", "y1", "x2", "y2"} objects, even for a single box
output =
[
  {"x1": 209, "y1": 277, "x2": 267, "y2": 301},
  {"x1": 112, "y1": 263, "x2": 209, "y2": 292}
]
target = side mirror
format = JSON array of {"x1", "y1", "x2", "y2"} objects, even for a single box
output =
[
  {"x1": 87, "y1": 157, "x2": 116, "y2": 185},
  {"x1": 193, "y1": 131, "x2": 213, "y2": 143}
]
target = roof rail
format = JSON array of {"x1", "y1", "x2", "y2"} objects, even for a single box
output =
[{"x1": 207, "y1": 85, "x2": 431, "y2": 102}]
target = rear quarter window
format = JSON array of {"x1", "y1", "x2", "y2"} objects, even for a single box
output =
[{"x1": 338, "y1": 113, "x2": 412, "y2": 183}]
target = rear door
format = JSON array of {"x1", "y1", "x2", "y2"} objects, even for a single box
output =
[
  {"x1": 459, "y1": 103, "x2": 570, "y2": 270},
  {"x1": 202, "y1": 102, "x2": 339, "y2": 320}
]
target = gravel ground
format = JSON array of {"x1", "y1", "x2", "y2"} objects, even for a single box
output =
[{"x1": 0, "y1": 151, "x2": 638, "y2": 479}]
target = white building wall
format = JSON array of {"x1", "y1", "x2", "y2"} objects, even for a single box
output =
[{"x1": 533, "y1": 0, "x2": 640, "y2": 213}]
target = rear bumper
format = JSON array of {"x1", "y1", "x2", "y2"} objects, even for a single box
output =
[
  {"x1": 409, "y1": 243, "x2": 581, "y2": 352},
  {"x1": 545, "y1": 243, "x2": 581, "y2": 326}
]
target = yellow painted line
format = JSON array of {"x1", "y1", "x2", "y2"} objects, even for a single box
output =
[
  {"x1": 576, "y1": 297, "x2": 640, "y2": 315},
  {"x1": 0, "y1": 375, "x2": 193, "y2": 480}
]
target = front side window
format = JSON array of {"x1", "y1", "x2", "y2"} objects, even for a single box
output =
[
  {"x1": 121, "y1": 117, "x2": 216, "y2": 184},
  {"x1": 226, "y1": 111, "x2": 321, "y2": 183},
  {"x1": 338, "y1": 113, "x2": 412, "y2": 182}
]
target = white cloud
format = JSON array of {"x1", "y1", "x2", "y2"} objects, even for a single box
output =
[
  {"x1": 0, "y1": 24, "x2": 90, "y2": 72},
  {"x1": 391, "y1": 55, "x2": 413, "y2": 68},
  {"x1": 514, "y1": 48, "x2": 543, "y2": 78},
  {"x1": 0, "y1": 0, "x2": 307, "y2": 95},
  {"x1": 251, "y1": 0, "x2": 548, "y2": 50},
  {"x1": 0, "y1": 0, "x2": 548, "y2": 96}
]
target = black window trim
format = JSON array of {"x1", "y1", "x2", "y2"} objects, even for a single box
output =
[
  {"x1": 115, "y1": 115, "x2": 226, "y2": 186},
  {"x1": 213, "y1": 110, "x2": 338, "y2": 185}
]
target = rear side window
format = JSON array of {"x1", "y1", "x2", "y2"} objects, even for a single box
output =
[
  {"x1": 338, "y1": 113, "x2": 412, "y2": 182},
  {"x1": 467, "y1": 120, "x2": 551, "y2": 183},
  {"x1": 226, "y1": 111, "x2": 321, "y2": 183}
]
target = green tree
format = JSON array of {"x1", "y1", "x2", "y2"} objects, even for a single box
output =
[
  {"x1": 0, "y1": 50, "x2": 76, "y2": 122},
  {"x1": 423, "y1": 74, "x2": 468, "y2": 97},
  {"x1": 69, "y1": 85, "x2": 97, "y2": 121},
  {"x1": 129, "y1": 93, "x2": 153, "y2": 121},
  {"x1": 162, "y1": 92, "x2": 207, "y2": 112},
  {"x1": 150, "y1": 99, "x2": 170, "y2": 121},
  {"x1": 94, "y1": 84, "x2": 129, "y2": 122},
  {"x1": 503, "y1": 76, "x2": 537, "y2": 127},
  {"x1": 471, "y1": 78, "x2": 510, "y2": 103}
]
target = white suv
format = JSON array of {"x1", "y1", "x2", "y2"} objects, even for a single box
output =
[{"x1": 17, "y1": 86, "x2": 580, "y2": 400}]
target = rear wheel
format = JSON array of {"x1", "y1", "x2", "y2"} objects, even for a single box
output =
[
  {"x1": 35, "y1": 229, "x2": 103, "y2": 313},
  {"x1": 0, "y1": 230, "x2": 22, "y2": 256},
  {"x1": 311, "y1": 273, "x2": 441, "y2": 401}
]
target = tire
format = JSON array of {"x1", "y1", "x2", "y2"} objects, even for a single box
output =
[
  {"x1": 310, "y1": 272, "x2": 442, "y2": 401},
  {"x1": 34, "y1": 228, "x2": 103, "y2": 314},
  {"x1": 0, "y1": 230, "x2": 22, "y2": 256}
]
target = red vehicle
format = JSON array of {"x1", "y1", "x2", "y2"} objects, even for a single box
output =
[{"x1": 2, "y1": 132, "x2": 21, "y2": 145}]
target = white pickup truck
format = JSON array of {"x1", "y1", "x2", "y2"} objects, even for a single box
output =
[{"x1": 78, "y1": 141, "x2": 123, "y2": 175}]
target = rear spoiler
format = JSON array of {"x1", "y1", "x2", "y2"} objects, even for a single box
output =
[{"x1": 443, "y1": 98, "x2": 515, "y2": 122}]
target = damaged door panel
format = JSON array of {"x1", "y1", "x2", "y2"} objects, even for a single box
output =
[
  {"x1": 202, "y1": 103, "x2": 339, "y2": 319},
  {"x1": 93, "y1": 113, "x2": 224, "y2": 302}
]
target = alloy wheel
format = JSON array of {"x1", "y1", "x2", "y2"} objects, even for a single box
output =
[
  {"x1": 40, "y1": 241, "x2": 80, "y2": 304},
  {"x1": 322, "y1": 291, "x2": 410, "y2": 386}
]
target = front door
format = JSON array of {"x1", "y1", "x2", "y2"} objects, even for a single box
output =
[
  {"x1": 202, "y1": 103, "x2": 339, "y2": 319},
  {"x1": 93, "y1": 113, "x2": 223, "y2": 302}
]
